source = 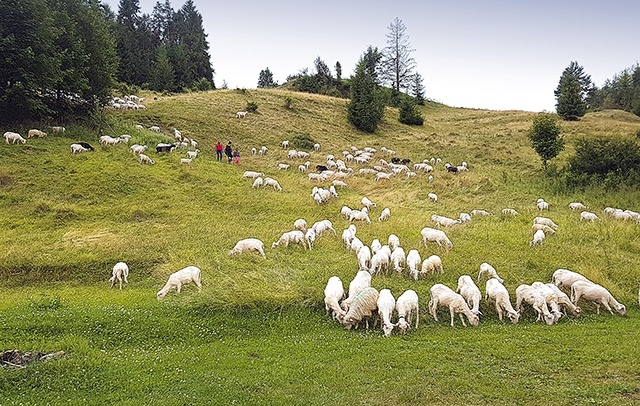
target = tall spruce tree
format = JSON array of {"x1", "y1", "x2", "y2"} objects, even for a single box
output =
[
  {"x1": 411, "y1": 72, "x2": 426, "y2": 105},
  {"x1": 348, "y1": 60, "x2": 384, "y2": 133},
  {"x1": 361, "y1": 45, "x2": 382, "y2": 85},
  {"x1": 116, "y1": 0, "x2": 142, "y2": 84},
  {"x1": 555, "y1": 61, "x2": 594, "y2": 121},
  {"x1": 173, "y1": 0, "x2": 214, "y2": 89},
  {"x1": 257, "y1": 68, "x2": 277, "y2": 88},
  {"x1": 381, "y1": 17, "x2": 416, "y2": 92}
]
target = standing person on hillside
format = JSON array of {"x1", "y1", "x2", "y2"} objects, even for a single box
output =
[
  {"x1": 215, "y1": 140, "x2": 223, "y2": 161},
  {"x1": 224, "y1": 142, "x2": 233, "y2": 163},
  {"x1": 233, "y1": 147, "x2": 240, "y2": 165}
]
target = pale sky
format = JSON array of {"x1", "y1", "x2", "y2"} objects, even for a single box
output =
[{"x1": 102, "y1": 0, "x2": 639, "y2": 112}]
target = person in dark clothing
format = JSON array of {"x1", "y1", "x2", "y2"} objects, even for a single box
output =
[
  {"x1": 233, "y1": 148, "x2": 240, "y2": 165},
  {"x1": 224, "y1": 142, "x2": 233, "y2": 163},
  {"x1": 216, "y1": 140, "x2": 223, "y2": 161}
]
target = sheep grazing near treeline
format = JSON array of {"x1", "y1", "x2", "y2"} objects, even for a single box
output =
[
  {"x1": 515, "y1": 284, "x2": 555, "y2": 325},
  {"x1": 156, "y1": 266, "x2": 202, "y2": 300},
  {"x1": 536, "y1": 198, "x2": 550, "y2": 211},
  {"x1": 109, "y1": 262, "x2": 129, "y2": 290},
  {"x1": 228, "y1": 238, "x2": 266, "y2": 257},
  {"x1": 324, "y1": 276, "x2": 346, "y2": 321},
  {"x1": 71, "y1": 143, "x2": 89, "y2": 154},
  {"x1": 28, "y1": 129, "x2": 47, "y2": 138},
  {"x1": 4, "y1": 132, "x2": 26, "y2": 144},
  {"x1": 342, "y1": 287, "x2": 379, "y2": 330},
  {"x1": 477, "y1": 262, "x2": 504, "y2": 284},
  {"x1": 485, "y1": 278, "x2": 519, "y2": 324},
  {"x1": 271, "y1": 230, "x2": 305, "y2": 249},
  {"x1": 551, "y1": 268, "x2": 592, "y2": 290},
  {"x1": 395, "y1": 290, "x2": 419, "y2": 334},
  {"x1": 428, "y1": 284, "x2": 479, "y2": 327},
  {"x1": 421, "y1": 227, "x2": 453, "y2": 250},
  {"x1": 377, "y1": 289, "x2": 396, "y2": 337},
  {"x1": 570, "y1": 281, "x2": 626, "y2": 315},
  {"x1": 456, "y1": 275, "x2": 482, "y2": 316}
]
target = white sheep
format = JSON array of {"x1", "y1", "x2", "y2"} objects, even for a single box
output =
[
  {"x1": 324, "y1": 276, "x2": 346, "y2": 321},
  {"x1": 530, "y1": 229, "x2": 545, "y2": 246},
  {"x1": 271, "y1": 230, "x2": 305, "y2": 249},
  {"x1": 138, "y1": 153, "x2": 155, "y2": 165},
  {"x1": 377, "y1": 289, "x2": 396, "y2": 337},
  {"x1": 545, "y1": 283, "x2": 581, "y2": 317},
  {"x1": 329, "y1": 185, "x2": 338, "y2": 198},
  {"x1": 570, "y1": 281, "x2": 626, "y2": 315},
  {"x1": 375, "y1": 172, "x2": 392, "y2": 181},
  {"x1": 485, "y1": 278, "x2": 520, "y2": 324},
  {"x1": 421, "y1": 255, "x2": 444, "y2": 276},
  {"x1": 4, "y1": 132, "x2": 26, "y2": 144},
  {"x1": 148, "y1": 125, "x2": 161, "y2": 132},
  {"x1": 456, "y1": 275, "x2": 482, "y2": 316},
  {"x1": 312, "y1": 219, "x2": 336, "y2": 237},
  {"x1": 263, "y1": 177, "x2": 282, "y2": 191},
  {"x1": 70, "y1": 143, "x2": 89, "y2": 154},
  {"x1": 109, "y1": 262, "x2": 129, "y2": 290},
  {"x1": 298, "y1": 164, "x2": 307, "y2": 172},
  {"x1": 357, "y1": 246, "x2": 372, "y2": 270},
  {"x1": 390, "y1": 247, "x2": 405, "y2": 273},
  {"x1": 236, "y1": 111, "x2": 247, "y2": 118},
  {"x1": 531, "y1": 281, "x2": 562, "y2": 323},
  {"x1": 459, "y1": 212, "x2": 472, "y2": 223},
  {"x1": 361, "y1": 197, "x2": 377, "y2": 209},
  {"x1": 369, "y1": 251, "x2": 390, "y2": 275},
  {"x1": 427, "y1": 192, "x2": 438, "y2": 203},
  {"x1": 341, "y1": 270, "x2": 372, "y2": 312},
  {"x1": 477, "y1": 262, "x2": 504, "y2": 284},
  {"x1": 421, "y1": 227, "x2": 453, "y2": 250},
  {"x1": 470, "y1": 209, "x2": 492, "y2": 216},
  {"x1": 242, "y1": 171, "x2": 265, "y2": 179},
  {"x1": 186, "y1": 149, "x2": 199, "y2": 159},
  {"x1": 429, "y1": 284, "x2": 479, "y2": 327},
  {"x1": 552, "y1": 268, "x2": 592, "y2": 290},
  {"x1": 406, "y1": 249, "x2": 422, "y2": 280},
  {"x1": 252, "y1": 177, "x2": 264, "y2": 188},
  {"x1": 395, "y1": 290, "x2": 419, "y2": 334},
  {"x1": 156, "y1": 266, "x2": 202, "y2": 300},
  {"x1": 332, "y1": 179, "x2": 348, "y2": 188},
  {"x1": 277, "y1": 163, "x2": 290, "y2": 171},
  {"x1": 281, "y1": 140, "x2": 290, "y2": 149},
  {"x1": 180, "y1": 158, "x2": 192, "y2": 165},
  {"x1": 228, "y1": 238, "x2": 266, "y2": 257},
  {"x1": 569, "y1": 202, "x2": 587, "y2": 211},
  {"x1": 51, "y1": 126, "x2": 66, "y2": 132},
  {"x1": 313, "y1": 143, "x2": 320, "y2": 152},
  {"x1": 349, "y1": 208, "x2": 371, "y2": 224},
  {"x1": 580, "y1": 211, "x2": 600, "y2": 222},
  {"x1": 536, "y1": 198, "x2": 550, "y2": 211},
  {"x1": 130, "y1": 144, "x2": 148, "y2": 154},
  {"x1": 387, "y1": 234, "x2": 400, "y2": 251},
  {"x1": 342, "y1": 227, "x2": 356, "y2": 248},
  {"x1": 378, "y1": 208, "x2": 391, "y2": 222},
  {"x1": 431, "y1": 214, "x2": 461, "y2": 228},
  {"x1": 28, "y1": 129, "x2": 47, "y2": 138},
  {"x1": 515, "y1": 284, "x2": 555, "y2": 325},
  {"x1": 501, "y1": 208, "x2": 520, "y2": 216},
  {"x1": 428, "y1": 175, "x2": 434, "y2": 183},
  {"x1": 342, "y1": 287, "x2": 379, "y2": 330},
  {"x1": 349, "y1": 236, "x2": 364, "y2": 253},
  {"x1": 293, "y1": 218, "x2": 307, "y2": 233},
  {"x1": 305, "y1": 228, "x2": 317, "y2": 249},
  {"x1": 533, "y1": 216, "x2": 558, "y2": 229},
  {"x1": 531, "y1": 223, "x2": 556, "y2": 235}
]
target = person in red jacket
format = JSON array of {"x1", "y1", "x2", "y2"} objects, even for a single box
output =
[{"x1": 215, "y1": 140, "x2": 223, "y2": 161}]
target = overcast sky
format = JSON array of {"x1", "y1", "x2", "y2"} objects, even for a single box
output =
[{"x1": 102, "y1": 0, "x2": 639, "y2": 112}]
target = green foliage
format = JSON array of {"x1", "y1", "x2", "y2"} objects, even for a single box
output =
[
  {"x1": 290, "y1": 133, "x2": 316, "y2": 150},
  {"x1": 590, "y1": 64, "x2": 640, "y2": 116},
  {"x1": 555, "y1": 61, "x2": 594, "y2": 121},
  {"x1": 245, "y1": 101, "x2": 258, "y2": 112},
  {"x1": 398, "y1": 98, "x2": 424, "y2": 125},
  {"x1": 528, "y1": 112, "x2": 564, "y2": 169},
  {"x1": 257, "y1": 67, "x2": 277, "y2": 88},
  {"x1": 348, "y1": 61, "x2": 385, "y2": 133},
  {"x1": 283, "y1": 96, "x2": 293, "y2": 110},
  {"x1": 191, "y1": 77, "x2": 213, "y2": 92},
  {"x1": 565, "y1": 137, "x2": 640, "y2": 187}
]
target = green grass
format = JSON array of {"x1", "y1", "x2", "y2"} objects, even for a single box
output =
[{"x1": 1, "y1": 89, "x2": 640, "y2": 404}]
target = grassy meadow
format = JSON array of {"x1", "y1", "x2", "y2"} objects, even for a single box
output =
[{"x1": 1, "y1": 89, "x2": 640, "y2": 405}]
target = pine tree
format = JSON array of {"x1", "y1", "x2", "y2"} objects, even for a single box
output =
[
  {"x1": 116, "y1": 0, "x2": 142, "y2": 84},
  {"x1": 257, "y1": 68, "x2": 277, "y2": 88},
  {"x1": 381, "y1": 17, "x2": 416, "y2": 92},
  {"x1": 335, "y1": 61, "x2": 342, "y2": 81},
  {"x1": 398, "y1": 97, "x2": 424, "y2": 125},
  {"x1": 361, "y1": 45, "x2": 382, "y2": 85},
  {"x1": 411, "y1": 72, "x2": 426, "y2": 105},
  {"x1": 173, "y1": 0, "x2": 214, "y2": 89},
  {"x1": 348, "y1": 61, "x2": 384, "y2": 133},
  {"x1": 151, "y1": 44, "x2": 175, "y2": 91},
  {"x1": 555, "y1": 61, "x2": 594, "y2": 121}
]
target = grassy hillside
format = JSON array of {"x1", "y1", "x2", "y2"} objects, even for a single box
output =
[{"x1": 1, "y1": 89, "x2": 639, "y2": 404}]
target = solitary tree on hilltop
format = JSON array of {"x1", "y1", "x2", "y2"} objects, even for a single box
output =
[
  {"x1": 528, "y1": 112, "x2": 564, "y2": 170},
  {"x1": 555, "y1": 61, "x2": 594, "y2": 121},
  {"x1": 258, "y1": 67, "x2": 277, "y2": 88},
  {"x1": 381, "y1": 17, "x2": 416, "y2": 93}
]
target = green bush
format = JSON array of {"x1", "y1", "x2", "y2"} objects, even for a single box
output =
[
  {"x1": 191, "y1": 78, "x2": 213, "y2": 92},
  {"x1": 291, "y1": 133, "x2": 316, "y2": 150},
  {"x1": 284, "y1": 96, "x2": 293, "y2": 110},
  {"x1": 398, "y1": 98, "x2": 424, "y2": 125},
  {"x1": 246, "y1": 101, "x2": 258, "y2": 112}
]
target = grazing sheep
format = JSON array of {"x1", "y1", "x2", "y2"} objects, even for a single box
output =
[
  {"x1": 459, "y1": 212, "x2": 472, "y2": 223},
  {"x1": 428, "y1": 175, "x2": 434, "y2": 183},
  {"x1": 130, "y1": 144, "x2": 148, "y2": 155},
  {"x1": 186, "y1": 149, "x2": 199, "y2": 159},
  {"x1": 357, "y1": 246, "x2": 372, "y2": 270},
  {"x1": 533, "y1": 216, "x2": 558, "y2": 229},
  {"x1": 427, "y1": 192, "x2": 438, "y2": 203},
  {"x1": 51, "y1": 126, "x2": 66, "y2": 132},
  {"x1": 501, "y1": 208, "x2": 520, "y2": 216},
  {"x1": 148, "y1": 125, "x2": 161, "y2": 132},
  {"x1": 431, "y1": 214, "x2": 461, "y2": 228},
  {"x1": 349, "y1": 236, "x2": 364, "y2": 253},
  {"x1": 138, "y1": 153, "x2": 155, "y2": 165},
  {"x1": 228, "y1": 238, "x2": 266, "y2": 257},
  {"x1": 377, "y1": 289, "x2": 396, "y2": 337},
  {"x1": 570, "y1": 281, "x2": 626, "y2": 315},
  {"x1": 341, "y1": 228, "x2": 355, "y2": 249},
  {"x1": 370, "y1": 238, "x2": 382, "y2": 255},
  {"x1": 390, "y1": 247, "x2": 406, "y2": 273},
  {"x1": 313, "y1": 143, "x2": 321, "y2": 152},
  {"x1": 421, "y1": 255, "x2": 444, "y2": 276},
  {"x1": 281, "y1": 140, "x2": 290, "y2": 149},
  {"x1": 4, "y1": 132, "x2": 26, "y2": 144},
  {"x1": 531, "y1": 223, "x2": 556, "y2": 235},
  {"x1": 580, "y1": 211, "x2": 601, "y2": 222},
  {"x1": 569, "y1": 202, "x2": 587, "y2": 211},
  {"x1": 378, "y1": 208, "x2": 391, "y2": 222},
  {"x1": 485, "y1": 278, "x2": 520, "y2": 323},
  {"x1": 156, "y1": 266, "x2": 202, "y2": 300},
  {"x1": 312, "y1": 219, "x2": 337, "y2": 237},
  {"x1": 271, "y1": 230, "x2": 305, "y2": 249},
  {"x1": 341, "y1": 270, "x2": 373, "y2": 312},
  {"x1": 109, "y1": 262, "x2": 129, "y2": 290},
  {"x1": 70, "y1": 143, "x2": 89, "y2": 154},
  {"x1": 293, "y1": 218, "x2": 308, "y2": 233},
  {"x1": 277, "y1": 163, "x2": 290, "y2": 171},
  {"x1": 263, "y1": 177, "x2": 282, "y2": 191},
  {"x1": 536, "y1": 198, "x2": 550, "y2": 211},
  {"x1": 429, "y1": 284, "x2": 479, "y2": 327},
  {"x1": 530, "y1": 229, "x2": 545, "y2": 246},
  {"x1": 242, "y1": 171, "x2": 265, "y2": 179},
  {"x1": 236, "y1": 111, "x2": 248, "y2": 118},
  {"x1": 252, "y1": 177, "x2": 264, "y2": 188},
  {"x1": 375, "y1": 172, "x2": 392, "y2": 181},
  {"x1": 298, "y1": 164, "x2": 307, "y2": 172},
  {"x1": 470, "y1": 209, "x2": 492, "y2": 216},
  {"x1": 342, "y1": 287, "x2": 379, "y2": 330},
  {"x1": 388, "y1": 234, "x2": 400, "y2": 251},
  {"x1": 552, "y1": 268, "x2": 592, "y2": 290},
  {"x1": 324, "y1": 276, "x2": 346, "y2": 321},
  {"x1": 28, "y1": 129, "x2": 47, "y2": 138},
  {"x1": 406, "y1": 249, "x2": 422, "y2": 281},
  {"x1": 305, "y1": 228, "x2": 317, "y2": 249},
  {"x1": 545, "y1": 283, "x2": 581, "y2": 317},
  {"x1": 395, "y1": 290, "x2": 419, "y2": 334},
  {"x1": 515, "y1": 284, "x2": 555, "y2": 325},
  {"x1": 349, "y1": 207, "x2": 371, "y2": 224},
  {"x1": 456, "y1": 275, "x2": 483, "y2": 316},
  {"x1": 332, "y1": 179, "x2": 348, "y2": 188},
  {"x1": 421, "y1": 227, "x2": 453, "y2": 250},
  {"x1": 532, "y1": 281, "x2": 563, "y2": 323},
  {"x1": 477, "y1": 262, "x2": 504, "y2": 284},
  {"x1": 361, "y1": 197, "x2": 377, "y2": 209},
  {"x1": 180, "y1": 158, "x2": 192, "y2": 165},
  {"x1": 369, "y1": 251, "x2": 390, "y2": 275}
]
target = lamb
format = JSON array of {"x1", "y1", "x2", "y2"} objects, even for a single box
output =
[
  {"x1": 531, "y1": 224, "x2": 556, "y2": 235},
  {"x1": 156, "y1": 266, "x2": 202, "y2": 300},
  {"x1": 271, "y1": 230, "x2": 305, "y2": 249},
  {"x1": 361, "y1": 197, "x2": 377, "y2": 209},
  {"x1": 580, "y1": 211, "x2": 601, "y2": 222},
  {"x1": 406, "y1": 249, "x2": 422, "y2": 280},
  {"x1": 533, "y1": 216, "x2": 558, "y2": 229},
  {"x1": 377, "y1": 289, "x2": 396, "y2": 337},
  {"x1": 109, "y1": 262, "x2": 129, "y2": 290},
  {"x1": 342, "y1": 287, "x2": 379, "y2": 330},
  {"x1": 421, "y1": 227, "x2": 453, "y2": 250},
  {"x1": 570, "y1": 281, "x2": 626, "y2": 315},
  {"x1": 312, "y1": 219, "x2": 336, "y2": 236},
  {"x1": 263, "y1": 177, "x2": 283, "y2": 191},
  {"x1": 242, "y1": 171, "x2": 265, "y2": 179},
  {"x1": 515, "y1": 284, "x2": 555, "y2": 325},
  {"x1": 388, "y1": 234, "x2": 400, "y2": 251},
  {"x1": 324, "y1": 276, "x2": 346, "y2": 321},
  {"x1": 99, "y1": 135, "x2": 121, "y2": 145},
  {"x1": 427, "y1": 192, "x2": 438, "y2": 203},
  {"x1": 545, "y1": 283, "x2": 581, "y2": 317},
  {"x1": 130, "y1": 144, "x2": 148, "y2": 154},
  {"x1": 348, "y1": 208, "x2": 371, "y2": 224},
  {"x1": 357, "y1": 246, "x2": 372, "y2": 270},
  {"x1": 431, "y1": 214, "x2": 461, "y2": 227},
  {"x1": 180, "y1": 158, "x2": 192, "y2": 165},
  {"x1": 459, "y1": 212, "x2": 472, "y2": 223},
  {"x1": 4, "y1": 132, "x2": 26, "y2": 144},
  {"x1": 421, "y1": 255, "x2": 444, "y2": 276},
  {"x1": 536, "y1": 198, "x2": 550, "y2": 211},
  {"x1": 470, "y1": 209, "x2": 492, "y2": 216},
  {"x1": 293, "y1": 218, "x2": 307, "y2": 233},
  {"x1": 281, "y1": 140, "x2": 290, "y2": 149},
  {"x1": 277, "y1": 163, "x2": 290, "y2": 171},
  {"x1": 551, "y1": 268, "x2": 592, "y2": 290},
  {"x1": 456, "y1": 275, "x2": 482, "y2": 316},
  {"x1": 429, "y1": 284, "x2": 479, "y2": 327},
  {"x1": 477, "y1": 262, "x2": 504, "y2": 284},
  {"x1": 70, "y1": 143, "x2": 89, "y2": 154},
  {"x1": 341, "y1": 270, "x2": 372, "y2": 312},
  {"x1": 390, "y1": 247, "x2": 406, "y2": 273},
  {"x1": 228, "y1": 238, "x2": 266, "y2": 257},
  {"x1": 236, "y1": 111, "x2": 248, "y2": 118},
  {"x1": 531, "y1": 281, "x2": 563, "y2": 323},
  {"x1": 28, "y1": 129, "x2": 47, "y2": 138},
  {"x1": 186, "y1": 149, "x2": 199, "y2": 159},
  {"x1": 305, "y1": 228, "x2": 317, "y2": 249},
  {"x1": 485, "y1": 278, "x2": 520, "y2": 323},
  {"x1": 252, "y1": 177, "x2": 264, "y2": 188},
  {"x1": 138, "y1": 153, "x2": 155, "y2": 165},
  {"x1": 501, "y1": 208, "x2": 520, "y2": 216},
  {"x1": 395, "y1": 290, "x2": 419, "y2": 334},
  {"x1": 569, "y1": 202, "x2": 587, "y2": 211},
  {"x1": 530, "y1": 229, "x2": 545, "y2": 246}
]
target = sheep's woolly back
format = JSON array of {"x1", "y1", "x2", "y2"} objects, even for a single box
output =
[{"x1": 344, "y1": 287, "x2": 379, "y2": 323}]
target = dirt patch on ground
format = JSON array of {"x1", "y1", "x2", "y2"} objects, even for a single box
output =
[{"x1": 1, "y1": 350, "x2": 65, "y2": 369}]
